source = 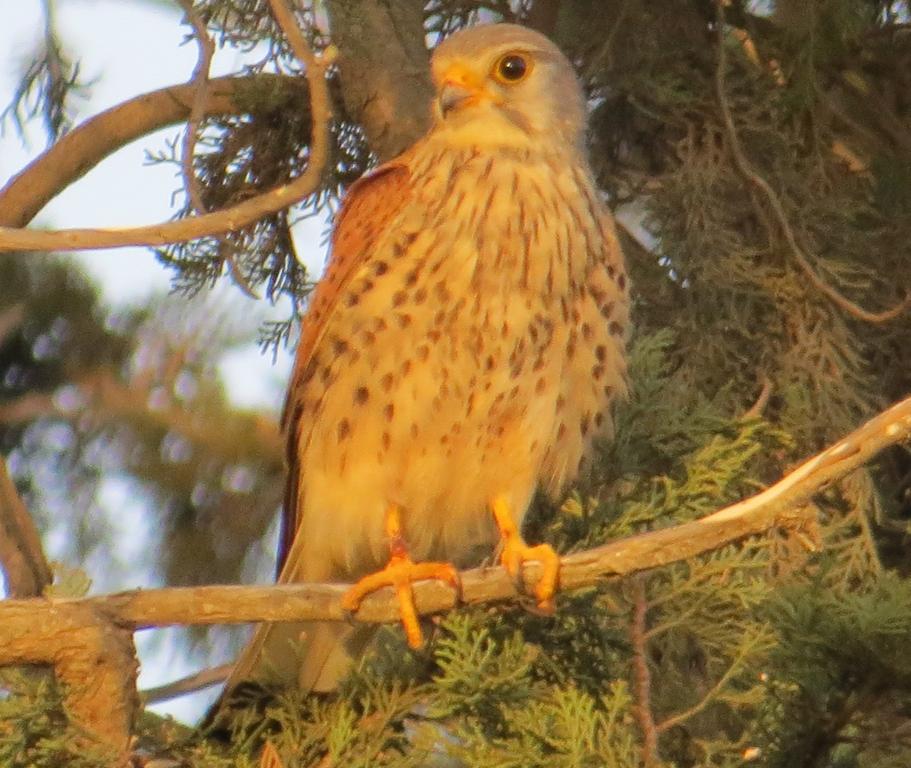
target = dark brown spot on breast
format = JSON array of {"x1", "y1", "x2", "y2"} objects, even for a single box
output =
[
  {"x1": 397, "y1": 313, "x2": 412, "y2": 329},
  {"x1": 354, "y1": 386, "x2": 369, "y2": 404},
  {"x1": 374, "y1": 317, "x2": 387, "y2": 332},
  {"x1": 382, "y1": 432, "x2": 391, "y2": 451},
  {"x1": 374, "y1": 261, "x2": 389, "y2": 276},
  {"x1": 384, "y1": 403, "x2": 394, "y2": 421},
  {"x1": 535, "y1": 377, "x2": 547, "y2": 394},
  {"x1": 345, "y1": 292, "x2": 360, "y2": 307},
  {"x1": 435, "y1": 281, "x2": 451, "y2": 302},
  {"x1": 581, "y1": 323, "x2": 592, "y2": 341},
  {"x1": 331, "y1": 337, "x2": 349, "y2": 356},
  {"x1": 381, "y1": 372, "x2": 394, "y2": 391},
  {"x1": 417, "y1": 345, "x2": 430, "y2": 362},
  {"x1": 609, "y1": 321, "x2": 624, "y2": 336},
  {"x1": 392, "y1": 290, "x2": 407, "y2": 307},
  {"x1": 618, "y1": 273, "x2": 627, "y2": 290},
  {"x1": 337, "y1": 419, "x2": 351, "y2": 441},
  {"x1": 596, "y1": 345, "x2": 607, "y2": 362}
]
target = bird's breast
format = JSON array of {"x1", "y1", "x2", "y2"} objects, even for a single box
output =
[{"x1": 293, "y1": 146, "x2": 628, "y2": 579}]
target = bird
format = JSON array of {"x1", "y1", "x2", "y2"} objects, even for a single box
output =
[{"x1": 222, "y1": 21, "x2": 630, "y2": 700}]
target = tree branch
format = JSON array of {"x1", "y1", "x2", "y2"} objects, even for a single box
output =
[
  {"x1": 140, "y1": 662, "x2": 235, "y2": 704},
  {"x1": 173, "y1": 0, "x2": 257, "y2": 298},
  {"x1": 324, "y1": 0, "x2": 433, "y2": 161},
  {"x1": 630, "y1": 576, "x2": 659, "y2": 767},
  {"x1": 0, "y1": 74, "x2": 307, "y2": 230},
  {"x1": 0, "y1": 453, "x2": 52, "y2": 598}
]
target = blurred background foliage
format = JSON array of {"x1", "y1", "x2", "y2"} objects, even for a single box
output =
[{"x1": 3, "y1": 0, "x2": 911, "y2": 765}]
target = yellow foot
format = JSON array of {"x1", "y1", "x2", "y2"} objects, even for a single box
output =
[
  {"x1": 342, "y1": 555, "x2": 460, "y2": 648},
  {"x1": 492, "y1": 496, "x2": 560, "y2": 613},
  {"x1": 341, "y1": 504, "x2": 460, "y2": 648}
]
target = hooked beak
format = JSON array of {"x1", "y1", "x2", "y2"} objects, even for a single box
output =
[{"x1": 439, "y1": 81, "x2": 478, "y2": 116}]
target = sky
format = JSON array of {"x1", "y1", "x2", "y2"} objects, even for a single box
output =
[{"x1": 2, "y1": 0, "x2": 330, "y2": 721}]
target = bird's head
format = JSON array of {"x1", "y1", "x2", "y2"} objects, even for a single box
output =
[{"x1": 430, "y1": 24, "x2": 586, "y2": 152}]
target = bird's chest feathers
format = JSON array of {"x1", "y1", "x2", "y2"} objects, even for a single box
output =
[{"x1": 409, "y1": 149, "x2": 599, "y2": 300}]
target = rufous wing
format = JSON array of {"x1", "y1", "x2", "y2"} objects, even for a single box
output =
[{"x1": 277, "y1": 162, "x2": 412, "y2": 577}]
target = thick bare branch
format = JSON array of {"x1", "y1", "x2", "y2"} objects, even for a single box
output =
[{"x1": 2, "y1": 600, "x2": 138, "y2": 756}]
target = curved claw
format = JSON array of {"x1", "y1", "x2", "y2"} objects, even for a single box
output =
[
  {"x1": 342, "y1": 504, "x2": 460, "y2": 648},
  {"x1": 493, "y1": 496, "x2": 560, "y2": 613},
  {"x1": 342, "y1": 555, "x2": 460, "y2": 648}
]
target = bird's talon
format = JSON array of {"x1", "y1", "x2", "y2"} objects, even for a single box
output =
[{"x1": 341, "y1": 556, "x2": 458, "y2": 649}]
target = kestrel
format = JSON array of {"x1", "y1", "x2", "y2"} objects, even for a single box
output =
[{"x1": 225, "y1": 22, "x2": 629, "y2": 696}]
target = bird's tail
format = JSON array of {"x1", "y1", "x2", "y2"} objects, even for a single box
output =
[{"x1": 221, "y1": 618, "x2": 369, "y2": 699}]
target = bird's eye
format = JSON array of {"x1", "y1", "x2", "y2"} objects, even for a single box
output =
[{"x1": 494, "y1": 53, "x2": 530, "y2": 83}]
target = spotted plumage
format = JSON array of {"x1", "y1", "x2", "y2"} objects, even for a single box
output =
[{"x1": 223, "y1": 22, "x2": 629, "y2": 699}]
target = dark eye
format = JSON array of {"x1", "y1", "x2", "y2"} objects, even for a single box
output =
[{"x1": 495, "y1": 53, "x2": 529, "y2": 83}]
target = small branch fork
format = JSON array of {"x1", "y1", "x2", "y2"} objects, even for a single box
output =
[
  {"x1": 176, "y1": 0, "x2": 259, "y2": 298},
  {"x1": 714, "y1": 0, "x2": 910, "y2": 324},
  {"x1": 0, "y1": 0, "x2": 334, "y2": 255},
  {"x1": 3, "y1": 394, "x2": 911, "y2": 754}
]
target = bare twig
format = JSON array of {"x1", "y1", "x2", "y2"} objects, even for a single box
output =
[
  {"x1": 0, "y1": 35, "x2": 333, "y2": 253},
  {"x1": 140, "y1": 662, "x2": 234, "y2": 704},
  {"x1": 176, "y1": 0, "x2": 215, "y2": 218},
  {"x1": 0, "y1": 453, "x2": 52, "y2": 598},
  {"x1": 630, "y1": 577, "x2": 659, "y2": 767},
  {"x1": 715, "y1": 1, "x2": 909, "y2": 324},
  {"x1": 177, "y1": 0, "x2": 259, "y2": 299}
]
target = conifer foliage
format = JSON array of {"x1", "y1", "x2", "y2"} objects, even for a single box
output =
[{"x1": 3, "y1": 0, "x2": 911, "y2": 766}]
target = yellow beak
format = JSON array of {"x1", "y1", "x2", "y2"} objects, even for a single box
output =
[{"x1": 438, "y1": 65, "x2": 487, "y2": 116}]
